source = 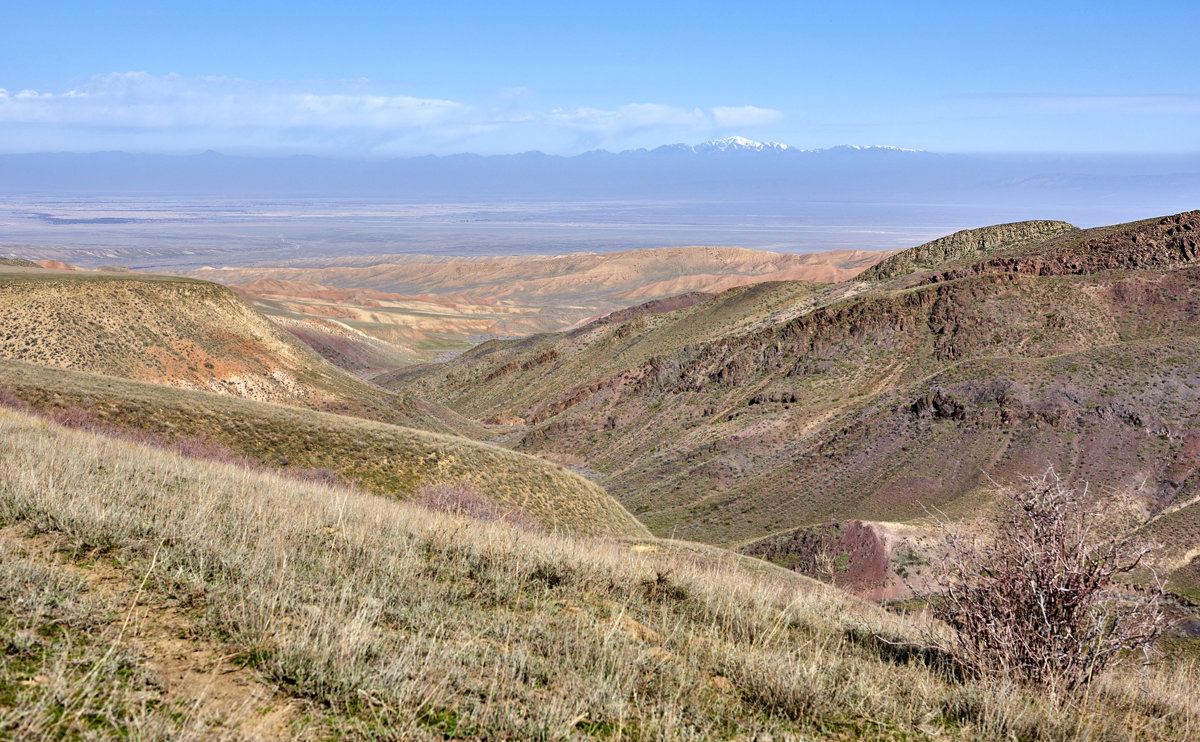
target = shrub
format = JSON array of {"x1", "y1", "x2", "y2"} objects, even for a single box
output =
[
  {"x1": 49, "y1": 404, "x2": 102, "y2": 431},
  {"x1": 415, "y1": 481, "x2": 541, "y2": 532},
  {"x1": 928, "y1": 469, "x2": 1163, "y2": 691},
  {"x1": 0, "y1": 385, "x2": 30, "y2": 412}
]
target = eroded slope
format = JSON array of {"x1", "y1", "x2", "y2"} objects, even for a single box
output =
[
  {"x1": 0, "y1": 265, "x2": 451, "y2": 431},
  {"x1": 386, "y1": 213, "x2": 1200, "y2": 562},
  {"x1": 193, "y1": 245, "x2": 892, "y2": 365}
]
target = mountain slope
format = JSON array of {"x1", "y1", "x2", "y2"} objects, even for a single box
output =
[
  {"x1": 383, "y1": 212, "x2": 1200, "y2": 568},
  {"x1": 0, "y1": 263, "x2": 455, "y2": 432},
  {"x1": 857, "y1": 220, "x2": 1078, "y2": 280},
  {"x1": 191, "y1": 246, "x2": 891, "y2": 365},
  {"x1": 380, "y1": 279, "x2": 835, "y2": 421}
]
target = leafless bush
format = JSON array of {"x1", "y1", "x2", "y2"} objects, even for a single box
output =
[
  {"x1": 415, "y1": 481, "x2": 541, "y2": 532},
  {"x1": 0, "y1": 386, "x2": 30, "y2": 412},
  {"x1": 49, "y1": 404, "x2": 103, "y2": 432},
  {"x1": 928, "y1": 469, "x2": 1164, "y2": 691},
  {"x1": 292, "y1": 467, "x2": 347, "y2": 488}
]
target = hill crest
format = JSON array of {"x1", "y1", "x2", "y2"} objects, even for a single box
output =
[{"x1": 0, "y1": 265, "x2": 457, "y2": 430}]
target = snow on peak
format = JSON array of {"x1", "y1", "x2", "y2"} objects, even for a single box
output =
[
  {"x1": 826, "y1": 144, "x2": 922, "y2": 153},
  {"x1": 693, "y1": 136, "x2": 790, "y2": 153}
]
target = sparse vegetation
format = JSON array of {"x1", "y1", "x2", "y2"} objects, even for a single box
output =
[
  {"x1": 383, "y1": 213, "x2": 1200, "y2": 577},
  {"x1": 2, "y1": 409, "x2": 1199, "y2": 739},
  {"x1": 0, "y1": 267, "x2": 461, "y2": 432},
  {"x1": 925, "y1": 470, "x2": 1164, "y2": 692},
  {"x1": 0, "y1": 358, "x2": 649, "y2": 538},
  {"x1": 3, "y1": 211, "x2": 1200, "y2": 737}
]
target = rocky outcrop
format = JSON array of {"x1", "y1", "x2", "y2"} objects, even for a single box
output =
[
  {"x1": 858, "y1": 220, "x2": 1078, "y2": 281},
  {"x1": 659, "y1": 272, "x2": 1032, "y2": 393},
  {"x1": 923, "y1": 211, "x2": 1200, "y2": 285},
  {"x1": 586, "y1": 292, "x2": 715, "y2": 328}
]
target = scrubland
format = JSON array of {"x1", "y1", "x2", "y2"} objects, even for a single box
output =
[{"x1": 2, "y1": 408, "x2": 1198, "y2": 740}]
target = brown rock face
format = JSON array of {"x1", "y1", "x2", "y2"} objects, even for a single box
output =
[{"x1": 922, "y1": 211, "x2": 1200, "y2": 284}]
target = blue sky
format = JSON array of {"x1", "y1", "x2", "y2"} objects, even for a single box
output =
[{"x1": 2, "y1": 0, "x2": 1198, "y2": 156}]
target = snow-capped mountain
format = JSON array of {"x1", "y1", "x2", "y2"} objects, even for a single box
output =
[
  {"x1": 824, "y1": 144, "x2": 922, "y2": 153},
  {"x1": 649, "y1": 137, "x2": 922, "y2": 155},
  {"x1": 8, "y1": 145, "x2": 1188, "y2": 223},
  {"x1": 691, "y1": 136, "x2": 791, "y2": 153}
]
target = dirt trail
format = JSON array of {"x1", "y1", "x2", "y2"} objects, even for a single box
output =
[{"x1": 1, "y1": 526, "x2": 301, "y2": 740}]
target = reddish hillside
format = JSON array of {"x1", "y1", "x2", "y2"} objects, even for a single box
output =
[{"x1": 383, "y1": 212, "x2": 1200, "y2": 597}]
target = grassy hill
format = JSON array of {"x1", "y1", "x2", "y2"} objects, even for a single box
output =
[
  {"x1": 0, "y1": 264, "x2": 460, "y2": 433},
  {"x1": 382, "y1": 212, "x2": 1200, "y2": 585},
  {"x1": 2, "y1": 407, "x2": 1195, "y2": 739},
  {"x1": 0, "y1": 358, "x2": 646, "y2": 539}
]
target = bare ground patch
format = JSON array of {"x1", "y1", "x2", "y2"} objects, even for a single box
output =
[{"x1": 0, "y1": 525, "x2": 302, "y2": 740}]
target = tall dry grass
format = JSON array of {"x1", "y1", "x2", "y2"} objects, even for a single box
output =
[
  {"x1": 0, "y1": 359, "x2": 650, "y2": 539},
  {"x1": 1, "y1": 407, "x2": 1198, "y2": 739}
]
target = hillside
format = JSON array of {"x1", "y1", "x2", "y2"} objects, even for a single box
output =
[
  {"x1": 190, "y1": 246, "x2": 891, "y2": 366},
  {"x1": 0, "y1": 263, "x2": 458, "y2": 431},
  {"x1": 380, "y1": 279, "x2": 836, "y2": 421},
  {"x1": 0, "y1": 357, "x2": 645, "y2": 539},
  {"x1": 856, "y1": 220, "x2": 1078, "y2": 280},
  {"x1": 2, "y1": 407, "x2": 1195, "y2": 739},
  {"x1": 383, "y1": 211, "x2": 1200, "y2": 591}
]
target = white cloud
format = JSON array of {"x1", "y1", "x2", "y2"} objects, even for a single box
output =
[
  {"x1": 0, "y1": 72, "x2": 464, "y2": 129},
  {"x1": 0, "y1": 73, "x2": 786, "y2": 155},
  {"x1": 712, "y1": 105, "x2": 785, "y2": 128}
]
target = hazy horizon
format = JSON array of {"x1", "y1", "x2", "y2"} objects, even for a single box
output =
[{"x1": 4, "y1": 2, "x2": 1197, "y2": 267}]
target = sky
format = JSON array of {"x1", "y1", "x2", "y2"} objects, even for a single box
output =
[{"x1": 2, "y1": 0, "x2": 1199, "y2": 157}]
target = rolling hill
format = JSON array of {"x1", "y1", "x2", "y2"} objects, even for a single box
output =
[
  {"x1": 0, "y1": 357, "x2": 647, "y2": 539},
  {"x1": 382, "y1": 211, "x2": 1200, "y2": 594},
  {"x1": 0, "y1": 262, "x2": 464, "y2": 432},
  {"x1": 190, "y1": 245, "x2": 891, "y2": 366},
  {"x1": 0, "y1": 260, "x2": 653, "y2": 537}
]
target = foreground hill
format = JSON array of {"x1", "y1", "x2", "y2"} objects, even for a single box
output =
[
  {"x1": 191, "y1": 246, "x2": 890, "y2": 366},
  {"x1": 2, "y1": 407, "x2": 1194, "y2": 739},
  {"x1": 0, "y1": 263, "x2": 463, "y2": 431},
  {"x1": 0, "y1": 357, "x2": 646, "y2": 539},
  {"x1": 384, "y1": 212, "x2": 1200, "y2": 591}
]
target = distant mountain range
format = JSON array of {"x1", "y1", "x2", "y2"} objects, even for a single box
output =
[
  {"x1": 615, "y1": 136, "x2": 919, "y2": 155},
  {"x1": 2, "y1": 140, "x2": 1197, "y2": 247},
  {"x1": 0, "y1": 138, "x2": 1195, "y2": 209}
]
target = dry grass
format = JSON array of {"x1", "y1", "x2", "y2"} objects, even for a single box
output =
[
  {"x1": 2, "y1": 408, "x2": 1198, "y2": 739},
  {"x1": 0, "y1": 267, "x2": 475, "y2": 435},
  {"x1": 0, "y1": 358, "x2": 648, "y2": 539}
]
